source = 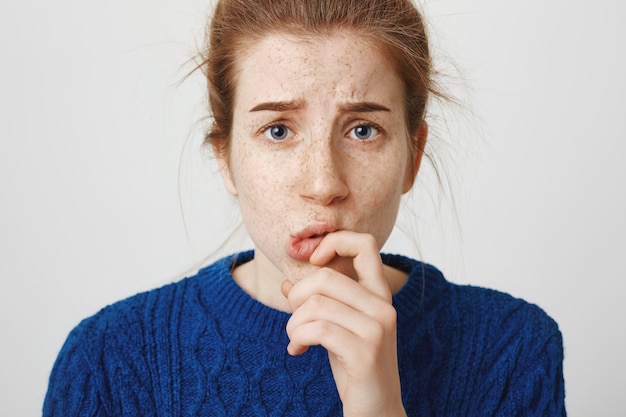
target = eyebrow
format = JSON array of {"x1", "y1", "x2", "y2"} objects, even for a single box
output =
[
  {"x1": 249, "y1": 100, "x2": 304, "y2": 112},
  {"x1": 248, "y1": 100, "x2": 391, "y2": 114},
  {"x1": 338, "y1": 102, "x2": 391, "y2": 113}
]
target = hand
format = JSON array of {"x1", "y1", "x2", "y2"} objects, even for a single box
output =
[{"x1": 281, "y1": 231, "x2": 407, "y2": 417}]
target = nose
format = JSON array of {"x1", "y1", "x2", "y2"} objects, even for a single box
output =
[{"x1": 298, "y1": 140, "x2": 349, "y2": 206}]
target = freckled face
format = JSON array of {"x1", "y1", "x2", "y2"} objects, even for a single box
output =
[{"x1": 219, "y1": 31, "x2": 418, "y2": 282}]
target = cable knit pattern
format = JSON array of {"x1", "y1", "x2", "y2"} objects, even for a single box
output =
[{"x1": 44, "y1": 252, "x2": 565, "y2": 416}]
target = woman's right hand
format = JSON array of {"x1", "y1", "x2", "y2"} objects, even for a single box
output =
[{"x1": 282, "y1": 231, "x2": 407, "y2": 417}]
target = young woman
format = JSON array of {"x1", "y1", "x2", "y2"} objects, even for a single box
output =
[{"x1": 44, "y1": 0, "x2": 565, "y2": 415}]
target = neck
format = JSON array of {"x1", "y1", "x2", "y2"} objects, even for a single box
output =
[
  {"x1": 231, "y1": 249, "x2": 409, "y2": 313},
  {"x1": 232, "y1": 256, "x2": 292, "y2": 312}
]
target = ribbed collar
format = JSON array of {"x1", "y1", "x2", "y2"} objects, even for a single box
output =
[{"x1": 194, "y1": 251, "x2": 448, "y2": 339}]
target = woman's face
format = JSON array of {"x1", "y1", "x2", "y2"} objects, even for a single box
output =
[{"x1": 219, "y1": 31, "x2": 423, "y2": 282}]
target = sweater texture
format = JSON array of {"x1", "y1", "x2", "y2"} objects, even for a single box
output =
[{"x1": 44, "y1": 252, "x2": 565, "y2": 416}]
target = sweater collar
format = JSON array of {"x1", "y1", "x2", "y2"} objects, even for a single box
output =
[{"x1": 195, "y1": 251, "x2": 447, "y2": 338}]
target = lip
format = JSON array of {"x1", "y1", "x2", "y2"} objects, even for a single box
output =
[{"x1": 286, "y1": 222, "x2": 338, "y2": 261}]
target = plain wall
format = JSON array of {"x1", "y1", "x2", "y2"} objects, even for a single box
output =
[{"x1": 1, "y1": 0, "x2": 624, "y2": 415}]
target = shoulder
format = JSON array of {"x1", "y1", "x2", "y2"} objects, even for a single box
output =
[
  {"x1": 387, "y1": 255, "x2": 565, "y2": 413},
  {"x1": 44, "y1": 277, "x2": 193, "y2": 416},
  {"x1": 421, "y1": 263, "x2": 564, "y2": 390},
  {"x1": 439, "y1": 273, "x2": 562, "y2": 360},
  {"x1": 58, "y1": 251, "x2": 259, "y2": 364},
  {"x1": 61, "y1": 275, "x2": 191, "y2": 369},
  {"x1": 448, "y1": 283, "x2": 562, "y2": 351},
  {"x1": 445, "y1": 286, "x2": 565, "y2": 414},
  {"x1": 64, "y1": 253, "x2": 239, "y2": 358},
  {"x1": 44, "y1": 254, "x2": 244, "y2": 415},
  {"x1": 386, "y1": 253, "x2": 562, "y2": 361}
]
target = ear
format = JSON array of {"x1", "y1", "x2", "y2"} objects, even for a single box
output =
[
  {"x1": 402, "y1": 121, "x2": 428, "y2": 193},
  {"x1": 213, "y1": 144, "x2": 238, "y2": 196}
]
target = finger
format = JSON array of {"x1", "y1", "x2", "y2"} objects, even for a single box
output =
[
  {"x1": 287, "y1": 319, "x2": 364, "y2": 358},
  {"x1": 285, "y1": 267, "x2": 390, "y2": 317},
  {"x1": 286, "y1": 293, "x2": 377, "y2": 344},
  {"x1": 310, "y1": 231, "x2": 390, "y2": 301},
  {"x1": 286, "y1": 293, "x2": 368, "y2": 355},
  {"x1": 287, "y1": 313, "x2": 394, "y2": 372}
]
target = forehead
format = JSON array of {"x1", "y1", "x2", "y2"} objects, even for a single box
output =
[{"x1": 233, "y1": 31, "x2": 404, "y2": 109}]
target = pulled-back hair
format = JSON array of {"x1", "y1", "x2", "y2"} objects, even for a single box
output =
[{"x1": 201, "y1": 0, "x2": 439, "y2": 161}]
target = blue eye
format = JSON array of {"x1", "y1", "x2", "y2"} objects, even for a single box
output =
[
  {"x1": 264, "y1": 124, "x2": 291, "y2": 141},
  {"x1": 350, "y1": 125, "x2": 378, "y2": 140}
]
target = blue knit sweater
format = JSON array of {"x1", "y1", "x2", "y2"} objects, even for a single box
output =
[{"x1": 44, "y1": 252, "x2": 565, "y2": 416}]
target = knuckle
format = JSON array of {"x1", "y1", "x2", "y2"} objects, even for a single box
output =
[
  {"x1": 365, "y1": 321, "x2": 385, "y2": 341},
  {"x1": 369, "y1": 300, "x2": 397, "y2": 323},
  {"x1": 308, "y1": 293, "x2": 325, "y2": 309},
  {"x1": 364, "y1": 304, "x2": 397, "y2": 340},
  {"x1": 380, "y1": 303, "x2": 398, "y2": 326},
  {"x1": 312, "y1": 268, "x2": 338, "y2": 289},
  {"x1": 311, "y1": 320, "x2": 331, "y2": 339},
  {"x1": 318, "y1": 267, "x2": 335, "y2": 282}
]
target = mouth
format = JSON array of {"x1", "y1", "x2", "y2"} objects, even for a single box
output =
[
  {"x1": 286, "y1": 223, "x2": 337, "y2": 261},
  {"x1": 309, "y1": 231, "x2": 330, "y2": 239}
]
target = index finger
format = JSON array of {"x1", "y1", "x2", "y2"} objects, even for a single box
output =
[{"x1": 309, "y1": 231, "x2": 391, "y2": 301}]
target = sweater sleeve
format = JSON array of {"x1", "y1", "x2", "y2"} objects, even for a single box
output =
[
  {"x1": 453, "y1": 287, "x2": 567, "y2": 417},
  {"x1": 493, "y1": 329, "x2": 566, "y2": 417},
  {"x1": 43, "y1": 324, "x2": 109, "y2": 417},
  {"x1": 470, "y1": 294, "x2": 567, "y2": 417}
]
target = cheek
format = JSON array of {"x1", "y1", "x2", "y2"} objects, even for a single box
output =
[
  {"x1": 231, "y1": 149, "x2": 289, "y2": 221},
  {"x1": 352, "y1": 147, "x2": 409, "y2": 197},
  {"x1": 349, "y1": 150, "x2": 409, "y2": 237}
]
